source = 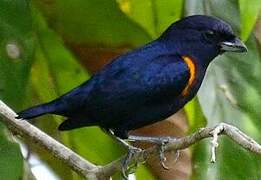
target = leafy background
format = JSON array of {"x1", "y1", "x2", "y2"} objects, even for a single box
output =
[{"x1": 0, "y1": 0, "x2": 261, "y2": 179}]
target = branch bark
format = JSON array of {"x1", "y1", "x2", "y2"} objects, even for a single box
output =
[
  {"x1": 0, "y1": 100, "x2": 100, "y2": 179},
  {"x1": 0, "y1": 100, "x2": 261, "y2": 179}
]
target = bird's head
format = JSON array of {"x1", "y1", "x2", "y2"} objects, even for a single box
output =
[{"x1": 160, "y1": 15, "x2": 247, "y2": 66}]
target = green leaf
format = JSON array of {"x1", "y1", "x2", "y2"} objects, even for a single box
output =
[
  {"x1": 239, "y1": 0, "x2": 261, "y2": 41},
  {"x1": 117, "y1": 0, "x2": 183, "y2": 37},
  {"x1": 192, "y1": 137, "x2": 261, "y2": 180},
  {"x1": 34, "y1": 0, "x2": 151, "y2": 46},
  {"x1": 0, "y1": 123, "x2": 23, "y2": 180},
  {"x1": 190, "y1": 139, "x2": 211, "y2": 180},
  {"x1": 135, "y1": 165, "x2": 156, "y2": 180},
  {"x1": 184, "y1": 98, "x2": 207, "y2": 133},
  {"x1": 0, "y1": 0, "x2": 35, "y2": 179},
  {"x1": 153, "y1": 0, "x2": 183, "y2": 35},
  {"x1": 184, "y1": 0, "x2": 205, "y2": 16},
  {"x1": 0, "y1": 0, "x2": 34, "y2": 108},
  {"x1": 117, "y1": 0, "x2": 156, "y2": 37},
  {"x1": 185, "y1": 0, "x2": 261, "y2": 179}
]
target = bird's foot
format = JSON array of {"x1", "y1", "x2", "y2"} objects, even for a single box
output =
[
  {"x1": 128, "y1": 135, "x2": 180, "y2": 170},
  {"x1": 159, "y1": 139, "x2": 170, "y2": 170},
  {"x1": 108, "y1": 130, "x2": 179, "y2": 176},
  {"x1": 121, "y1": 145, "x2": 142, "y2": 179},
  {"x1": 107, "y1": 131, "x2": 143, "y2": 179}
]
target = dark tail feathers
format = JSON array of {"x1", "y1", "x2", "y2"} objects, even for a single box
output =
[{"x1": 17, "y1": 103, "x2": 52, "y2": 120}]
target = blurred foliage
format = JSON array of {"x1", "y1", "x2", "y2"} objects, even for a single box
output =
[
  {"x1": 239, "y1": 0, "x2": 261, "y2": 41},
  {"x1": 117, "y1": 0, "x2": 183, "y2": 37},
  {"x1": 188, "y1": 0, "x2": 261, "y2": 179},
  {"x1": 0, "y1": 0, "x2": 261, "y2": 180},
  {"x1": 34, "y1": 0, "x2": 151, "y2": 46},
  {"x1": 0, "y1": 0, "x2": 33, "y2": 179},
  {"x1": 0, "y1": 123, "x2": 23, "y2": 180}
]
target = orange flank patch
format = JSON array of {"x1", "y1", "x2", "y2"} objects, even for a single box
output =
[{"x1": 181, "y1": 56, "x2": 196, "y2": 96}]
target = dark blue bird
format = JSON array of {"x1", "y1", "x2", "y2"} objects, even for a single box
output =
[{"x1": 17, "y1": 15, "x2": 247, "y2": 139}]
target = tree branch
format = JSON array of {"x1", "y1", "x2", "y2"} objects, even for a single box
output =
[
  {"x1": 0, "y1": 100, "x2": 260, "y2": 179},
  {"x1": 99, "y1": 124, "x2": 261, "y2": 177},
  {"x1": 0, "y1": 100, "x2": 101, "y2": 180}
]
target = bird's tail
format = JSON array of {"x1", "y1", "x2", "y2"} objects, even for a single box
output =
[{"x1": 17, "y1": 103, "x2": 53, "y2": 120}]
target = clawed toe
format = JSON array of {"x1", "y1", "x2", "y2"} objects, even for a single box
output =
[
  {"x1": 121, "y1": 146, "x2": 142, "y2": 179},
  {"x1": 158, "y1": 139, "x2": 181, "y2": 170},
  {"x1": 158, "y1": 139, "x2": 170, "y2": 170},
  {"x1": 115, "y1": 134, "x2": 181, "y2": 178}
]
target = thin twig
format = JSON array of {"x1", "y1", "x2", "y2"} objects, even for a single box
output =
[{"x1": 0, "y1": 100, "x2": 261, "y2": 179}]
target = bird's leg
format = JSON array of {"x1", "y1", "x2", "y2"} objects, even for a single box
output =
[
  {"x1": 117, "y1": 136, "x2": 142, "y2": 178},
  {"x1": 107, "y1": 130, "x2": 142, "y2": 179},
  {"x1": 127, "y1": 135, "x2": 180, "y2": 169}
]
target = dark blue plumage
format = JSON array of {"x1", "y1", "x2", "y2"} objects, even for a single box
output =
[{"x1": 17, "y1": 15, "x2": 247, "y2": 138}]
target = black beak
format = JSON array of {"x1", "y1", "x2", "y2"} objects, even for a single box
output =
[{"x1": 220, "y1": 37, "x2": 248, "y2": 53}]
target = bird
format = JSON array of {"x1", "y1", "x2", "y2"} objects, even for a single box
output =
[{"x1": 17, "y1": 15, "x2": 247, "y2": 175}]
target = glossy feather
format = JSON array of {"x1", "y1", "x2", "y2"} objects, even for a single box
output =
[{"x1": 17, "y1": 15, "x2": 242, "y2": 138}]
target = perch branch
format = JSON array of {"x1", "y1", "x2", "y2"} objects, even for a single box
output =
[
  {"x1": 100, "y1": 123, "x2": 261, "y2": 177},
  {"x1": 0, "y1": 100, "x2": 261, "y2": 179},
  {"x1": 0, "y1": 100, "x2": 101, "y2": 180}
]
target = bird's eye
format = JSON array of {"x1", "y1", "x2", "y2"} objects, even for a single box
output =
[
  {"x1": 203, "y1": 30, "x2": 217, "y2": 42},
  {"x1": 204, "y1": 30, "x2": 215, "y2": 38}
]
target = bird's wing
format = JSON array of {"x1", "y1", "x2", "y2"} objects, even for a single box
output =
[
  {"x1": 139, "y1": 54, "x2": 190, "y2": 98},
  {"x1": 87, "y1": 54, "x2": 190, "y2": 117}
]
